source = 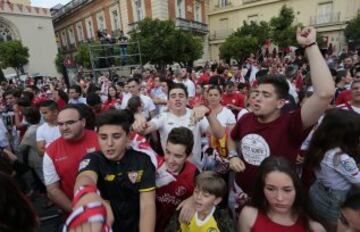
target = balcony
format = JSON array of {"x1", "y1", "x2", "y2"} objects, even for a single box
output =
[
  {"x1": 175, "y1": 18, "x2": 208, "y2": 35},
  {"x1": 59, "y1": 43, "x2": 77, "y2": 53},
  {"x1": 209, "y1": 28, "x2": 234, "y2": 41},
  {"x1": 53, "y1": 0, "x2": 94, "y2": 22},
  {"x1": 310, "y1": 12, "x2": 341, "y2": 26},
  {"x1": 214, "y1": 1, "x2": 232, "y2": 9}
]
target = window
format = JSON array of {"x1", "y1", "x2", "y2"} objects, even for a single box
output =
[
  {"x1": 97, "y1": 12, "x2": 106, "y2": 31},
  {"x1": 194, "y1": 1, "x2": 201, "y2": 22},
  {"x1": 316, "y1": 2, "x2": 333, "y2": 24},
  {"x1": 68, "y1": 27, "x2": 75, "y2": 44},
  {"x1": 61, "y1": 31, "x2": 68, "y2": 47},
  {"x1": 111, "y1": 9, "x2": 121, "y2": 31},
  {"x1": 0, "y1": 23, "x2": 15, "y2": 41},
  {"x1": 219, "y1": 0, "x2": 229, "y2": 7},
  {"x1": 134, "y1": 0, "x2": 144, "y2": 21},
  {"x1": 86, "y1": 17, "x2": 94, "y2": 39},
  {"x1": 76, "y1": 23, "x2": 84, "y2": 42},
  {"x1": 176, "y1": 0, "x2": 185, "y2": 18}
]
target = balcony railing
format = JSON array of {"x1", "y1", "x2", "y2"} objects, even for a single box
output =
[
  {"x1": 175, "y1": 18, "x2": 208, "y2": 35},
  {"x1": 310, "y1": 12, "x2": 341, "y2": 26},
  {"x1": 53, "y1": 0, "x2": 94, "y2": 22},
  {"x1": 214, "y1": 1, "x2": 232, "y2": 8},
  {"x1": 209, "y1": 28, "x2": 234, "y2": 41},
  {"x1": 60, "y1": 43, "x2": 77, "y2": 53}
]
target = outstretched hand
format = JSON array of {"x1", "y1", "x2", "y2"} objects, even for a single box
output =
[
  {"x1": 69, "y1": 193, "x2": 114, "y2": 232},
  {"x1": 296, "y1": 27, "x2": 316, "y2": 47}
]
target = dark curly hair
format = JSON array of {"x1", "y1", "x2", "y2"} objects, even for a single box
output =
[{"x1": 305, "y1": 108, "x2": 360, "y2": 169}]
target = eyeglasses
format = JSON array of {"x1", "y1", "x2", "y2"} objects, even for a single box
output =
[{"x1": 57, "y1": 119, "x2": 81, "y2": 127}]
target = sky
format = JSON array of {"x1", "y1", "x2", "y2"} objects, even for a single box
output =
[{"x1": 31, "y1": 0, "x2": 72, "y2": 8}]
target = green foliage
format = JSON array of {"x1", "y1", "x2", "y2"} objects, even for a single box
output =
[
  {"x1": 75, "y1": 43, "x2": 91, "y2": 69},
  {"x1": 0, "y1": 40, "x2": 29, "y2": 75},
  {"x1": 219, "y1": 20, "x2": 270, "y2": 63},
  {"x1": 129, "y1": 17, "x2": 203, "y2": 68},
  {"x1": 174, "y1": 31, "x2": 204, "y2": 67},
  {"x1": 344, "y1": 13, "x2": 360, "y2": 44},
  {"x1": 55, "y1": 52, "x2": 66, "y2": 74},
  {"x1": 236, "y1": 21, "x2": 271, "y2": 46},
  {"x1": 0, "y1": 68, "x2": 5, "y2": 82},
  {"x1": 270, "y1": 5, "x2": 298, "y2": 50}
]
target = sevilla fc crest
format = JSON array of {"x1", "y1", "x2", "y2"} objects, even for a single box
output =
[{"x1": 128, "y1": 171, "x2": 138, "y2": 184}]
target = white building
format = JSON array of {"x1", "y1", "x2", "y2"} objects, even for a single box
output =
[{"x1": 0, "y1": 0, "x2": 58, "y2": 76}]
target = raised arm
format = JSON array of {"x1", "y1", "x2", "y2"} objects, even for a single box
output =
[
  {"x1": 298, "y1": 27, "x2": 335, "y2": 129},
  {"x1": 192, "y1": 105, "x2": 225, "y2": 138}
]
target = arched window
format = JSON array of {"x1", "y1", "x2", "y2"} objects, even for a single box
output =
[{"x1": 0, "y1": 22, "x2": 15, "y2": 42}]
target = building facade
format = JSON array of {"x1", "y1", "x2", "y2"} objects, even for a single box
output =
[
  {"x1": 52, "y1": 0, "x2": 209, "y2": 61},
  {"x1": 9, "y1": 0, "x2": 30, "y2": 5},
  {"x1": 0, "y1": 0, "x2": 58, "y2": 76},
  {"x1": 208, "y1": 0, "x2": 360, "y2": 60}
]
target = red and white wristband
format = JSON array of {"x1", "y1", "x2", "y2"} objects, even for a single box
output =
[
  {"x1": 72, "y1": 185, "x2": 100, "y2": 207},
  {"x1": 62, "y1": 201, "x2": 112, "y2": 232}
]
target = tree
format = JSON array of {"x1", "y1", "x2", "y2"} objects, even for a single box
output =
[
  {"x1": 55, "y1": 52, "x2": 66, "y2": 74},
  {"x1": 128, "y1": 17, "x2": 203, "y2": 69},
  {"x1": 75, "y1": 43, "x2": 91, "y2": 69},
  {"x1": 270, "y1": 5, "x2": 299, "y2": 53},
  {"x1": 238, "y1": 21, "x2": 271, "y2": 46},
  {"x1": 173, "y1": 31, "x2": 204, "y2": 67},
  {"x1": 344, "y1": 13, "x2": 360, "y2": 47},
  {"x1": 0, "y1": 40, "x2": 29, "y2": 76},
  {"x1": 219, "y1": 20, "x2": 270, "y2": 64},
  {"x1": 0, "y1": 68, "x2": 5, "y2": 82}
]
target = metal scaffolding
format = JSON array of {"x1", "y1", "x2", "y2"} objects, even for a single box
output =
[{"x1": 88, "y1": 41, "x2": 142, "y2": 79}]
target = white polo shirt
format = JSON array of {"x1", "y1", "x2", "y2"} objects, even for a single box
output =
[{"x1": 150, "y1": 108, "x2": 209, "y2": 170}]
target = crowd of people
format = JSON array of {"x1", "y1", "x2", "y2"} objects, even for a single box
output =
[{"x1": 0, "y1": 27, "x2": 360, "y2": 232}]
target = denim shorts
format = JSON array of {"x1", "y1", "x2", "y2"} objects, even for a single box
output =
[{"x1": 309, "y1": 180, "x2": 348, "y2": 221}]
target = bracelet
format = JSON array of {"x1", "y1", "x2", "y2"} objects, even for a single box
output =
[
  {"x1": 72, "y1": 185, "x2": 100, "y2": 207},
  {"x1": 64, "y1": 201, "x2": 112, "y2": 232},
  {"x1": 303, "y1": 42, "x2": 317, "y2": 49}
]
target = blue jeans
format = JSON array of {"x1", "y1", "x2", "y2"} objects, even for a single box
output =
[
  {"x1": 120, "y1": 46, "x2": 127, "y2": 64},
  {"x1": 309, "y1": 180, "x2": 348, "y2": 221}
]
